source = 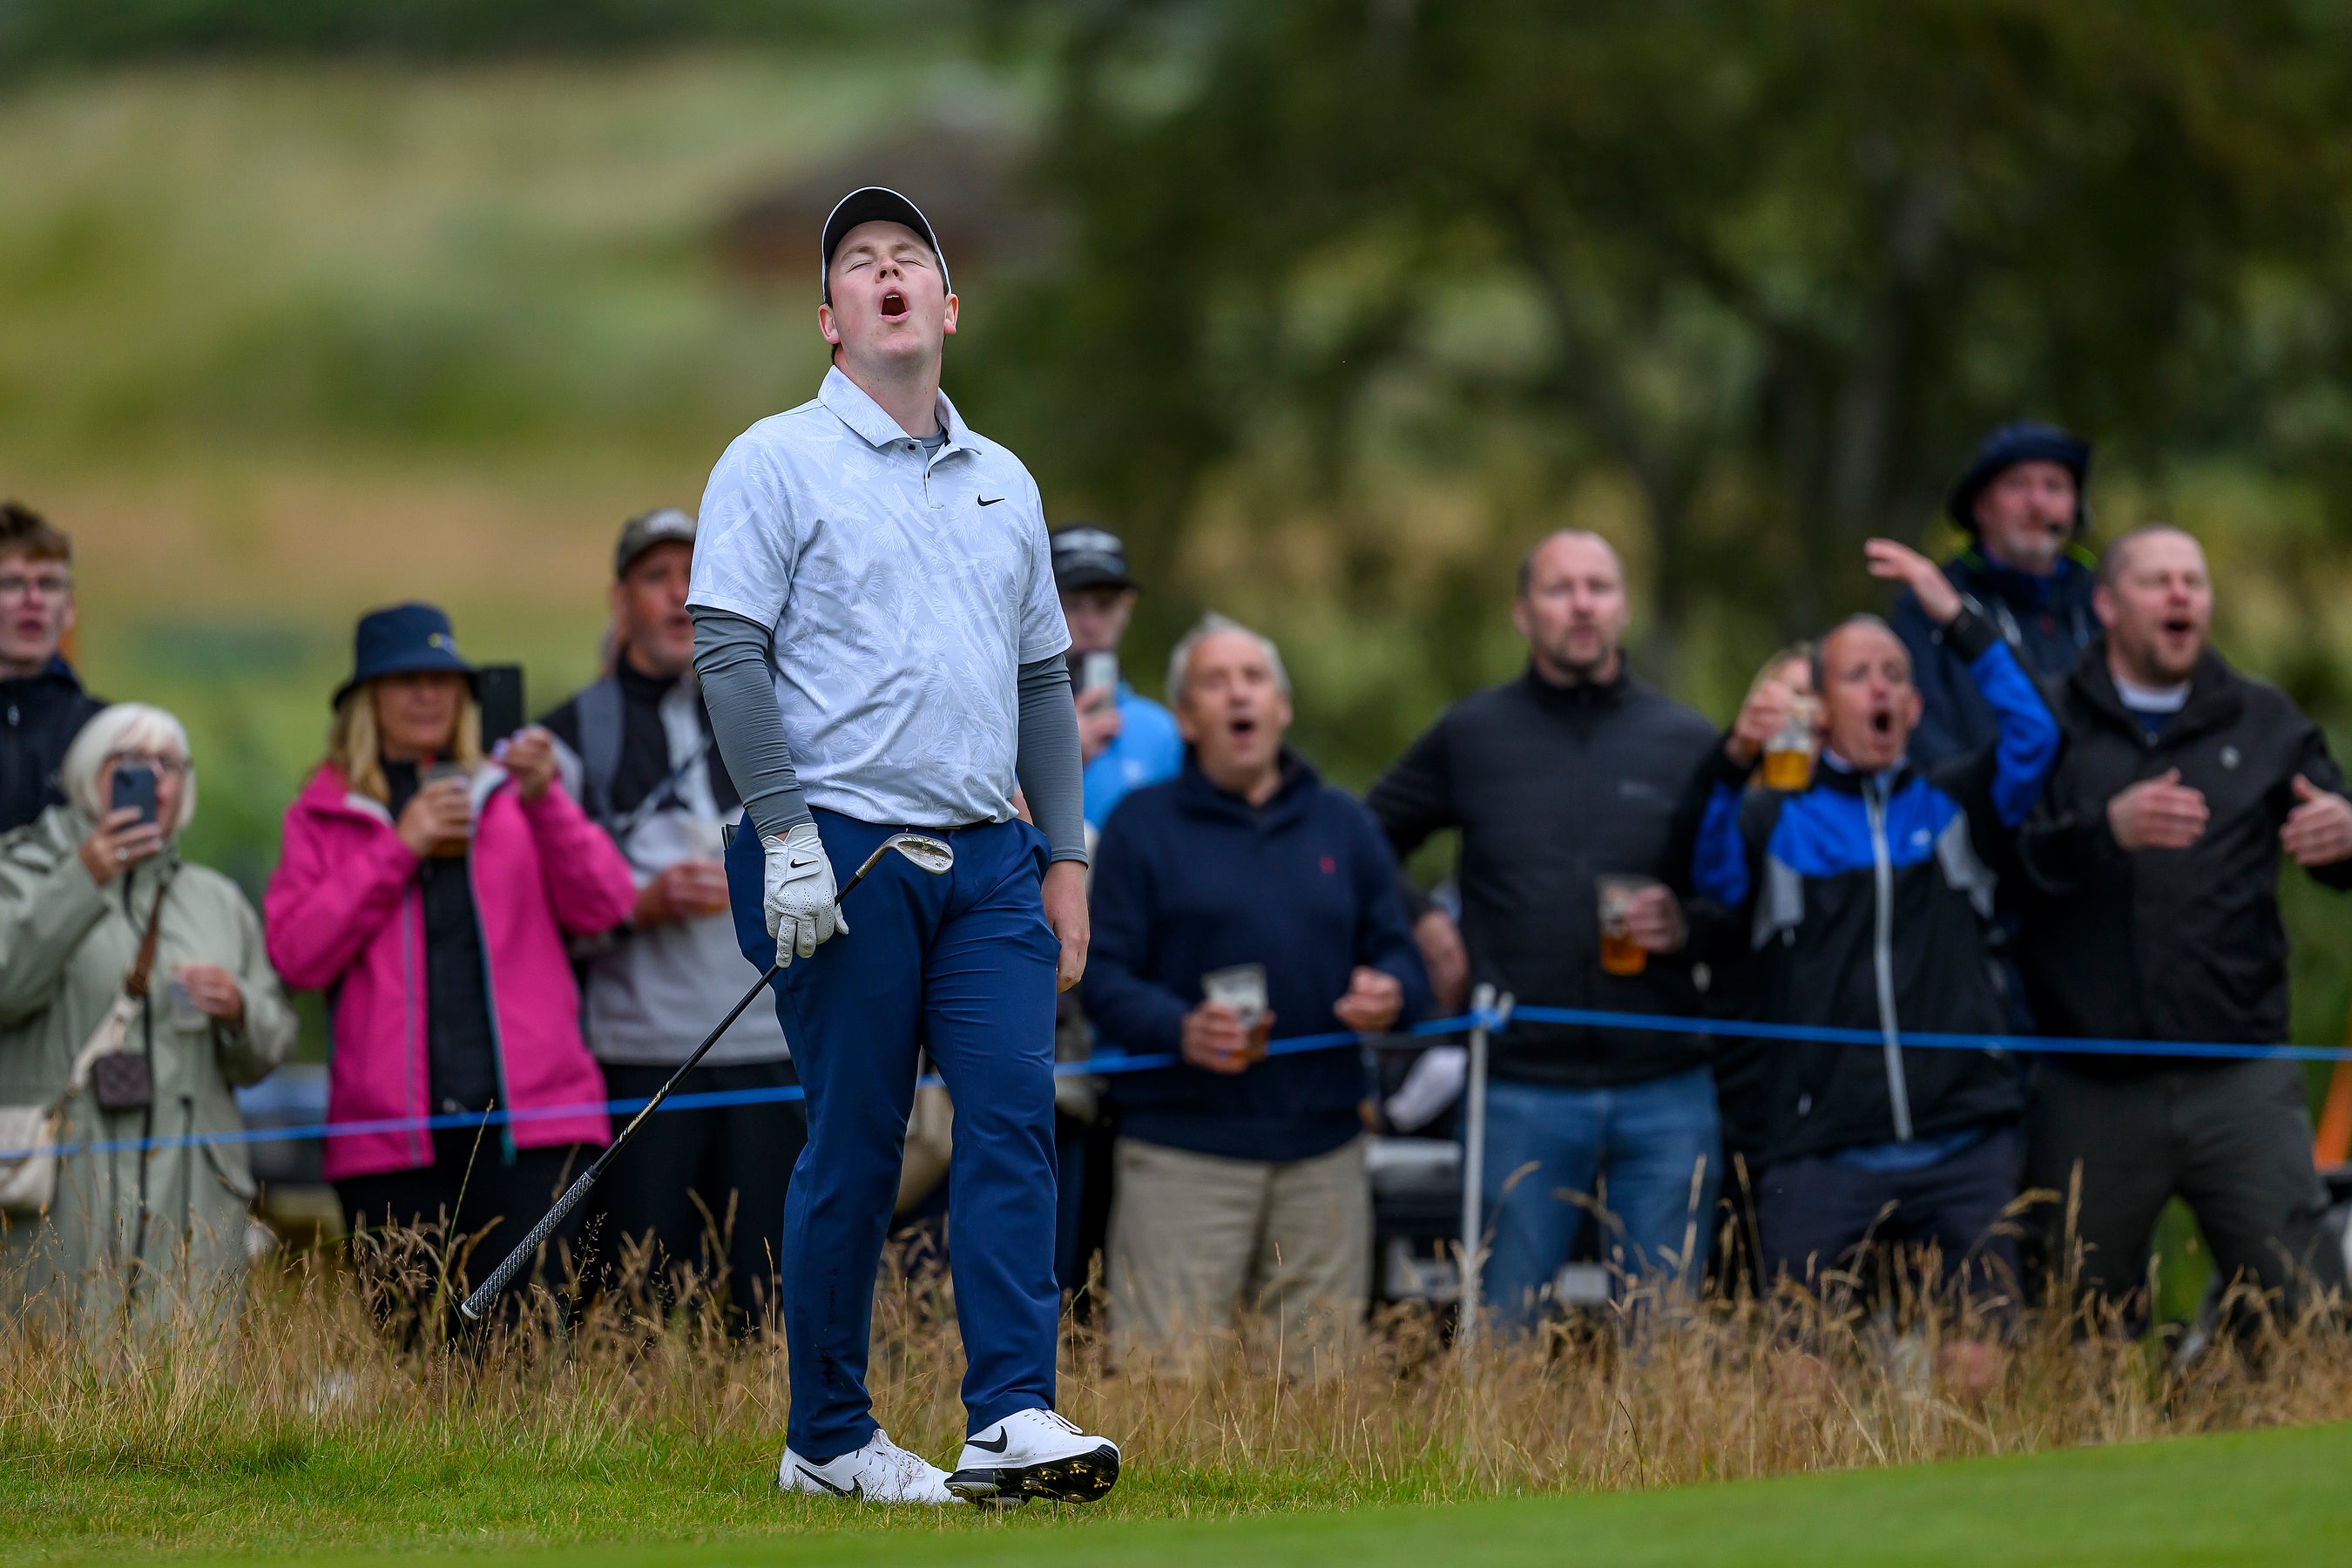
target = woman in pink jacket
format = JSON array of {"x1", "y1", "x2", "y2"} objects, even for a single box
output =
[{"x1": 266, "y1": 604, "x2": 635, "y2": 1309}]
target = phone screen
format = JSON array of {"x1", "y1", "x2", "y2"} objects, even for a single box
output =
[
  {"x1": 476, "y1": 664, "x2": 526, "y2": 745},
  {"x1": 111, "y1": 763, "x2": 159, "y2": 827},
  {"x1": 1080, "y1": 652, "x2": 1119, "y2": 695}
]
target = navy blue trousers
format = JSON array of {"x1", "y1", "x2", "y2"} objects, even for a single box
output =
[{"x1": 727, "y1": 808, "x2": 1063, "y2": 1460}]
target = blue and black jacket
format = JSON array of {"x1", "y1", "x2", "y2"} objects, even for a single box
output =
[
  {"x1": 1687, "y1": 610, "x2": 2059, "y2": 1165},
  {"x1": 1889, "y1": 546, "x2": 2096, "y2": 770}
]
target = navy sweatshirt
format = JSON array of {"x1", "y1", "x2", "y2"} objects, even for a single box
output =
[{"x1": 1083, "y1": 752, "x2": 1432, "y2": 1163}]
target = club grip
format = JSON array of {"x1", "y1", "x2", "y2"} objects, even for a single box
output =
[{"x1": 457, "y1": 1163, "x2": 598, "y2": 1321}]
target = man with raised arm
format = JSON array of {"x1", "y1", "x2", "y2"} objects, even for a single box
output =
[
  {"x1": 687, "y1": 188, "x2": 1116, "y2": 1507},
  {"x1": 1686, "y1": 540, "x2": 2059, "y2": 1334}
]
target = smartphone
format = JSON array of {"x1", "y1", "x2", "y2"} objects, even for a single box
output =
[
  {"x1": 1080, "y1": 651, "x2": 1119, "y2": 695},
  {"x1": 476, "y1": 663, "x2": 526, "y2": 746},
  {"x1": 110, "y1": 762, "x2": 159, "y2": 827}
]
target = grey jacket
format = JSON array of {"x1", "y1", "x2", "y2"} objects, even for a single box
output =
[{"x1": 0, "y1": 806, "x2": 297, "y2": 1329}]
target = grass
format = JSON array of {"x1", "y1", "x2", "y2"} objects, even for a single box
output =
[
  {"x1": 10, "y1": 1359, "x2": 2350, "y2": 1565},
  {"x1": 4, "y1": 1226, "x2": 2352, "y2": 1565}
]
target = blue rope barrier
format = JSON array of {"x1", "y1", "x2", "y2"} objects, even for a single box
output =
[{"x1": 6, "y1": 1001, "x2": 2344, "y2": 1166}]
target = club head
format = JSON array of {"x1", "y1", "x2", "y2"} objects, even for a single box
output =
[
  {"x1": 848, "y1": 831, "x2": 956, "y2": 888},
  {"x1": 882, "y1": 832, "x2": 956, "y2": 875}
]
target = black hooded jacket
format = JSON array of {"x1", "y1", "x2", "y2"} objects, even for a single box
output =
[
  {"x1": 1, "y1": 658, "x2": 105, "y2": 834},
  {"x1": 1366, "y1": 664, "x2": 1721, "y2": 1088},
  {"x1": 2016, "y1": 644, "x2": 2352, "y2": 1074}
]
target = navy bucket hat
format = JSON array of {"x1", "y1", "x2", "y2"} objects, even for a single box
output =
[
  {"x1": 1945, "y1": 421, "x2": 2092, "y2": 533},
  {"x1": 332, "y1": 602, "x2": 476, "y2": 710}
]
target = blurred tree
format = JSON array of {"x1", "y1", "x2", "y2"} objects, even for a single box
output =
[{"x1": 973, "y1": 0, "x2": 2352, "y2": 763}]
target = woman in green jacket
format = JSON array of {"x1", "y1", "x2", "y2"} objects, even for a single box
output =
[{"x1": 0, "y1": 702, "x2": 296, "y2": 1332}]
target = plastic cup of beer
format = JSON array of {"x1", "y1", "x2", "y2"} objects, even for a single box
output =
[
  {"x1": 422, "y1": 760, "x2": 473, "y2": 858},
  {"x1": 1761, "y1": 699, "x2": 1819, "y2": 792},
  {"x1": 1597, "y1": 875, "x2": 1659, "y2": 977}
]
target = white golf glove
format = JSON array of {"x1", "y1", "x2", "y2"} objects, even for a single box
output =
[{"x1": 762, "y1": 822, "x2": 847, "y2": 962}]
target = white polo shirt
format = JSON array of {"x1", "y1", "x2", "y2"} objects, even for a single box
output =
[{"x1": 688, "y1": 367, "x2": 1071, "y2": 828}]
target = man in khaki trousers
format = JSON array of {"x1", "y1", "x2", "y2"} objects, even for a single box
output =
[{"x1": 1079, "y1": 616, "x2": 1430, "y2": 1370}]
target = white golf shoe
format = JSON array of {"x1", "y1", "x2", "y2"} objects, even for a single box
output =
[
  {"x1": 945, "y1": 1408, "x2": 1120, "y2": 1507},
  {"x1": 778, "y1": 1429, "x2": 954, "y2": 1504}
]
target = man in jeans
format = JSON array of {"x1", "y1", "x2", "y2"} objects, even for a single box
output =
[
  {"x1": 544, "y1": 508, "x2": 801, "y2": 1329},
  {"x1": 1, "y1": 502, "x2": 105, "y2": 834},
  {"x1": 1367, "y1": 531, "x2": 1721, "y2": 1325},
  {"x1": 1085, "y1": 616, "x2": 1427, "y2": 1366},
  {"x1": 2017, "y1": 524, "x2": 2352, "y2": 1321}
]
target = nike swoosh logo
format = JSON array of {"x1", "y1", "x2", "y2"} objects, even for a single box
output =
[
  {"x1": 966, "y1": 1430, "x2": 1010, "y2": 1453},
  {"x1": 787, "y1": 855, "x2": 822, "y2": 870},
  {"x1": 796, "y1": 1465, "x2": 863, "y2": 1498},
  {"x1": 977, "y1": 496, "x2": 1007, "y2": 506}
]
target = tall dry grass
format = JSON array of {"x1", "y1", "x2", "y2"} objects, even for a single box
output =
[{"x1": 4, "y1": 1223, "x2": 2350, "y2": 1514}]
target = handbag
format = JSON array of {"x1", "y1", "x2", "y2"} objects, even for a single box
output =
[{"x1": 0, "y1": 872, "x2": 173, "y2": 1215}]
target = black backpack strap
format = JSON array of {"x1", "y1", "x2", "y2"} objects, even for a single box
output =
[{"x1": 574, "y1": 677, "x2": 624, "y2": 828}]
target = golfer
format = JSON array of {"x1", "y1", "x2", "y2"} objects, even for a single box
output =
[{"x1": 688, "y1": 187, "x2": 1115, "y2": 1507}]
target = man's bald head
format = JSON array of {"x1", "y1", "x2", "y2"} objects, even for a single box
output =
[
  {"x1": 1512, "y1": 531, "x2": 1629, "y2": 686},
  {"x1": 2097, "y1": 524, "x2": 2200, "y2": 590},
  {"x1": 2096, "y1": 524, "x2": 2212, "y2": 685},
  {"x1": 1517, "y1": 530, "x2": 1623, "y2": 598}
]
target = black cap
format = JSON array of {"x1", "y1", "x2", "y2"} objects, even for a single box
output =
[
  {"x1": 820, "y1": 186, "x2": 950, "y2": 304},
  {"x1": 1946, "y1": 421, "x2": 2092, "y2": 533},
  {"x1": 614, "y1": 507, "x2": 695, "y2": 578},
  {"x1": 1049, "y1": 524, "x2": 1135, "y2": 592}
]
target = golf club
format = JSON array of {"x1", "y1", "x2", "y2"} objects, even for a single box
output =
[{"x1": 458, "y1": 831, "x2": 955, "y2": 1321}]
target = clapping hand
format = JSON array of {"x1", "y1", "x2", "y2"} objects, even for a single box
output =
[
  {"x1": 2107, "y1": 769, "x2": 2208, "y2": 852},
  {"x1": 2281, "y1": 774, "x2": 2352, "y2": 867}
]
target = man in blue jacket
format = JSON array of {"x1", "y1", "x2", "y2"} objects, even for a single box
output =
[
  {"x1": 1084, "y1": 615, "x2": 1429, "y2": 1369},
  {"x1": 1689, "y1": 540, "x2": 2058, "y2": 1321},
  {"x1": 1891, "y1": 422, "x2": 2098, "y2": 770}
]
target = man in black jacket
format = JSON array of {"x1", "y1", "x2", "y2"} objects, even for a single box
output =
[
  {"x1": 1368, "y1": 531, "x2": 1721, "y2": 1324},
  {"x1": 1688, "y1": 541, "x2": 2059, "y2": 1306},
  {"x1": 1, "y1": 502, "x2": 104, "y2": 834},
  {"x1": 2017, "y1": 524, "x2": 2352, "y2": 1318}
]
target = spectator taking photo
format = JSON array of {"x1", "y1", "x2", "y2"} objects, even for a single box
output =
[{"x1": 0, "y1": 703, "x2": 296, "y2": 1331}]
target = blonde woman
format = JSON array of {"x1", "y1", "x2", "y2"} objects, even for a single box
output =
[
  {"x1": 264, "y1": 605, "x2": 634, "y2": 1308},
  {"x1": 0, "y1": 702, "x2": 296, "y2": 1329}
]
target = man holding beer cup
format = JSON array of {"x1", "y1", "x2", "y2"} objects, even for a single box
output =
[
  {"x1": 1368, "y1": 531, "x2": 1724, "y2": 1328},
  {"x1": 1685, "y1": 540, "x2": 2059, "y2": 1316}
]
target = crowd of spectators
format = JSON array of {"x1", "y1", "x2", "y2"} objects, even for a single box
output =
[{"x1": 2, "y1": 413, "x2": 2349, "y2": 1348}]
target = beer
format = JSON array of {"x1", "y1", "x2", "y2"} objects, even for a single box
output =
[
  {"x1": 1761, "y1": 696, "x2": 1821, "y2": 792},
  {"x1": 1599, "y1": 928, "x2": 1648, "y2": 977},
  {"x1": 1596, "y1": 875, "x2": 1656, "y2": 977},
  {"x1": 1761, "y1": 743, "x2": 1814, "y2": 792}
]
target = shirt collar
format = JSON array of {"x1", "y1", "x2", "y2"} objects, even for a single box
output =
[{"x1": 818, "y1": 364, "x2": 971, "y2": 456}]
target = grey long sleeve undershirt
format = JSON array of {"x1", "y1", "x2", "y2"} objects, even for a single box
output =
[{"x1": 689, "y1": 606, "x2": 1089, "y2": 866}]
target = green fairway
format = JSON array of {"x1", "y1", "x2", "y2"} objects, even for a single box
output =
[{"x1": 6, "y1": 1422, "x2": 2340, "y2": 1566}]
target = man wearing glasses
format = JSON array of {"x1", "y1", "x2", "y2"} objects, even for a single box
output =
[{"x1": 0, "y1": 502, "x2": 104, "y2": 834}]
